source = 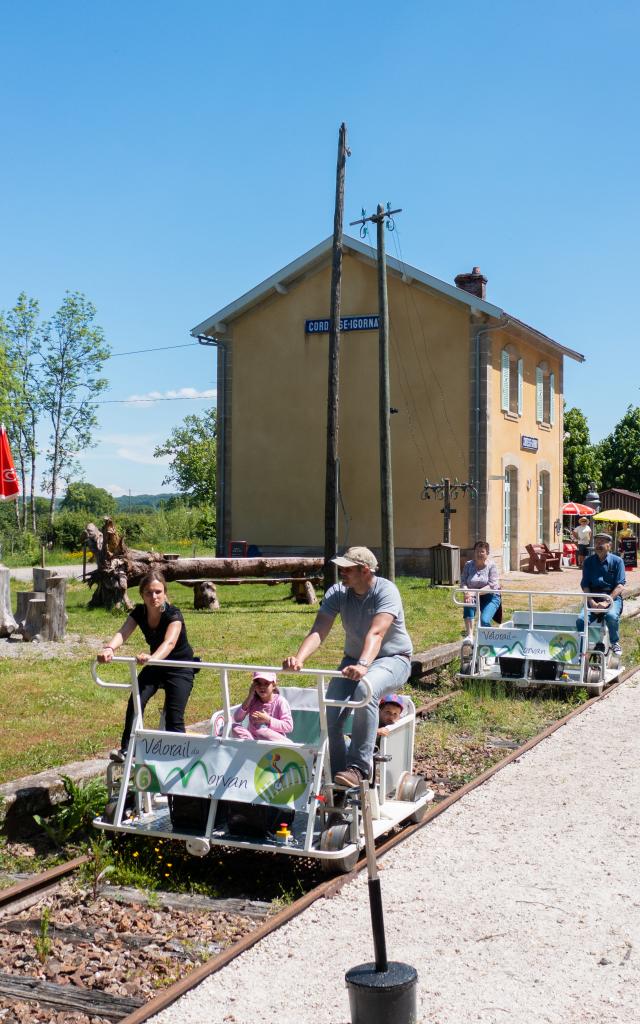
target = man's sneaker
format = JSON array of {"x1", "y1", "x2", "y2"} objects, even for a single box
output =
[
  {"x1": 334, "y1": 766, "x2": 364, "y2": 789},
  {"x1": 611, "y1": 642, "x2": 622, "y2": 656},
  {"x1": 109, "y1": 748, "x2": 127, "y2": 763}
]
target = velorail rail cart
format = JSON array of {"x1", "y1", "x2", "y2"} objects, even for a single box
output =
[
  {"x1": 92, "y1": 658, "x2": 433, "y2": 873},
  {"x1": 453, "y1": 589, "x2": 624, "y2": 695}
]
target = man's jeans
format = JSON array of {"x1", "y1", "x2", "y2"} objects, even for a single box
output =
[
  {"x1": 576, "y1": 596, "x2": 623, "y2": 646},
  {"x1": 326, "y1": 654, "x2": 411, "y2": 778}
]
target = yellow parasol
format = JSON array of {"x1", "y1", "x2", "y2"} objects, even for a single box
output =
[
  {"x1": 592, "y1": 509, "x2": 640, "y2": 548},
  {"x1": 592, "y1": 509, "x2": 640, "y2": 524}
]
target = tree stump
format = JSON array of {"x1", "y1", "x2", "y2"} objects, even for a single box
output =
[
  {"x1": 291, "y1": 578, "x2": 318, "y2": 605},
  {"x1": 16, "y1": 591, "x2": 46, "y2": 641},
  {"x1": 43, "y1": 576, "x2": 67, "y2": 640},
  {"x1": 33, "y1": 567, "x2": 55, "y2": 593},
  {"x1": 177, "y1": 580, "x2": 220, "y2": 611},
  {"x1": 193, "y1": 581, "x2": 220, "y2": 610},
  {"x1": 0, "y1": 568, "x2": 18, "y2": 638}
]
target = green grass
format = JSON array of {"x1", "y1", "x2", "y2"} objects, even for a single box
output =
[
  {"x1": 1, "y1": 573, "x2": 638, "y2": 785},
  {"x1": 0, "y1": 576, "x2": 462, "y2": 784}
]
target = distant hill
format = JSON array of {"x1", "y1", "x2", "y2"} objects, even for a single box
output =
[{"x1": 115, "y1": 492, "x2": 180, "y2": 511}]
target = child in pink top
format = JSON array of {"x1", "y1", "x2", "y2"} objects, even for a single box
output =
[{"x1": 232, "y1": 671, "x2": 294, "y2": 743}]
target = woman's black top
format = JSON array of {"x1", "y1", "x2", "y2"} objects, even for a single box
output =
[{"x1": 130, "y1": 603, "x2": 194, "y2": 661}]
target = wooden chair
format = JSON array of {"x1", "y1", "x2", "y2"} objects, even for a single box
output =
[{"x1": 525, "y1": 543, "x2": 563, "y2": 573}]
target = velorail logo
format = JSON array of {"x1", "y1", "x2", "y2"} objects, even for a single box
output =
[{"x1": 254, "y1": 748, "x2": 309, "y2": 806}]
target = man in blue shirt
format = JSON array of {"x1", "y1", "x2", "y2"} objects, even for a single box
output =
[{"x1": 576, "y1": 533, "x2": 625, "y2": 654}]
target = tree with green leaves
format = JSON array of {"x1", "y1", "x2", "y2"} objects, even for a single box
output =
[
  {"x1": 598, "y1": 405, "x2": 640, "y2": 493},
  {"x1": 563, "y1": 406, "x2": 601, "y2": 501},
  {"x1": 153, "y1": 408, "x2": 217, "y2": 508},
  {"x1": 60, "y1": 481, "x2": 117, "y2": 517},
  {"x1": 0, "y1": 293, "x2": 42, "y2": 531},
  {"x1": 39, "y1": 293, "x2": 110, "y2": 525}
]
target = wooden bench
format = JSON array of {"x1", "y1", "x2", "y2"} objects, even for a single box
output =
[
  {"x1": 177, "y1": 576, "x2": 322, "y2": 610},
  {"x1": 525, "y1": 543, "x2": 563, "y2": 574}
]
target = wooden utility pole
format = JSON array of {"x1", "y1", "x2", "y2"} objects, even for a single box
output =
[
  {"x1": 350, "y1": 203, "x2": 401, "y2": 580},
  {"x1": 324, "y1": 123, "x2": 349, "y2": 590}
]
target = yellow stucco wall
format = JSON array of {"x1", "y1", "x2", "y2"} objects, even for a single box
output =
[
  {"x1": 486, "y1": 332, "x2": 562, "y2": 569},
  {"x1": 228, "y1": 251, "x2": 473, "y2": 550}
]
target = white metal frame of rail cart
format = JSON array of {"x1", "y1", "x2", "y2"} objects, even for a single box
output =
[
  {"x1": 452, "y1": 589, "x2": 623, "y2": 696},
  {"x1": 91, "y1": 658, "x2": 433, "y2": 874}
]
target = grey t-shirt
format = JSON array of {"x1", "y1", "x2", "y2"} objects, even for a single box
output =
[{"x1": 320, "y1": 576, "x2": 413, "y2": 659}]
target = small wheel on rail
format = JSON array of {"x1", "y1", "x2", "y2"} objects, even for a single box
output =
[
  {"x1": 395, "y1": 771, "x2": 434, "y2": 824},
  {"x1": 584, "y1": 664, "x2": 603, "y2": 696},
  {"x1": 459, "y1": 643, "x2": 473, "y2": 675},
  {"x1": 319, "y1": 822, "x2": 358, "y2": 875},
  {"x1": 608, "y1": 652, "x2": 621, "y2": 672},
  {"x1": 101, "y1": 799, "x2": 119, "y2": 824}
]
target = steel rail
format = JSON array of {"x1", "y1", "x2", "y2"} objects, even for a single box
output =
[
  {"x1": 0, "y1": 855, "x2": 89, "y2": 911},
  {"x1": 116, "y1": 665, "x2": 639, "y2": 1024}
]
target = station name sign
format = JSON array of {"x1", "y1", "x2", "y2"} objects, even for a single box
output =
[
  {"x1": 520, "y1": 434, "x2": 539, "y2": 452},
  {"x1": 305, "y1": 314, "x2": 379, "y2": 334}
]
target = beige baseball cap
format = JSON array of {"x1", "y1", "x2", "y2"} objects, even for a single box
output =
[{"x1": 331, "y1": 546, "x2": 378, "y2": 571}]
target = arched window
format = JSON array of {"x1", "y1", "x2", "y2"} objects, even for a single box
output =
[
  {"x1": 501, "y1": 347, "x2": 523, "y2": 417},
  {"x1": 535, "y1": 363, "x2": 556, "y2": 426},
  {"x1": 538, "y1": 470, "x2": 551, "y2": 543}
]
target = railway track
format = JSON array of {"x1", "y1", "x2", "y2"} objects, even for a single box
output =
[{"x1": 0, "y1": 672, "x2": 633, "y2": 1024}]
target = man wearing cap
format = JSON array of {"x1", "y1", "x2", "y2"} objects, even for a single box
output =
[
  {"x1": 283, "y1": 546, "x2": 412, "y2": 788},
  {"x1": 576, "y1": 533, "x2": 625, "y2": 655}
]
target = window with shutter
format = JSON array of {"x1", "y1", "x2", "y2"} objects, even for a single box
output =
[
  {"x1": 517, "y1": 358, "x2": 523, "y2": 416},
  {"x1": 536, "y1": 367, "x2": 544, "y2": 422},
  {"x1": 501, "y1": 350, "x2": 510, "y2": 412},
  {"x1": 549, "y1": 373, "x2": 555, "y2": 425}
]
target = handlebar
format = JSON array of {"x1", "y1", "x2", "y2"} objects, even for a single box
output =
[
  {"x1": 452, "y1": 588, "x2": 615, "y2": 607},
  {"x1": 91, "y1": 657, "x2": 374, "y2": 710}
]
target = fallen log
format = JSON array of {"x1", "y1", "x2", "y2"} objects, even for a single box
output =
[{"x1": 83, "y1": 517, "x2": 325, "y2": 609}]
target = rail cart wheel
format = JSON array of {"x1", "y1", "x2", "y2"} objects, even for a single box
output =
[
  {"x1": 584, "y1": 664, "x2": 603, "y2": 696},
  {"x1": 101, "y1": 799, "x2": 119, "y2": 824},
  {"x1": 609, "y1": 653, "x2": 621, "y2": 672},
  {"x1": 396, "y1": 771, "x2": 434, "y2": 823},
  {"x1": 459, "y1": 643, "x2": 473, "y2": 675},
  {"x1": 320, "y1": 822, "x2": 359, "y2": 875}
]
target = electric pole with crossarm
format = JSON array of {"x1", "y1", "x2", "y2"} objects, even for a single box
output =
[{"x1": 349, "y1": 203, "x2": 402, "y2": 581}]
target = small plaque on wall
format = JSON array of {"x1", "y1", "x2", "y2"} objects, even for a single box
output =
[{"x1": 521, "y1": 435, "x2": 539, "y2": 452}]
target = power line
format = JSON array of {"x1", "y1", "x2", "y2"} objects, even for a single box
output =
[
  {"x1": 107, "y1": 342, "x2": 200, "y2": 359},
  {"x1": 97, "y1": 393, "x2": 216, "y2": 405}
]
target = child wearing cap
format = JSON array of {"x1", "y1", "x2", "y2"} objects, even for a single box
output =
[
  {"x1": 377, "y1": 693, "x2": 404, "y2": 737},
  {"x1": 232, "y1": 671, "x2": 294, "y2": 743}
]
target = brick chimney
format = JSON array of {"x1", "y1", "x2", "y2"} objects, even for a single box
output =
[{"x1": 454, "y1": 266, "x2": 487, "y2": 300}]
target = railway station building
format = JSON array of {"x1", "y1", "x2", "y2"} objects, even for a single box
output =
[{"x1": 192, "y1": 235, "x2": 584, "y2": 574}]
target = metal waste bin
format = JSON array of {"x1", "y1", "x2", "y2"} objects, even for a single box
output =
[{"x1": 430, "y1": 542, "x2": 460, "y2": 586}]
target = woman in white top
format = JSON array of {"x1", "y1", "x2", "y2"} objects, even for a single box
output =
[{"x1": 571, "y1": 516, "x2": 592, "y2": 567}]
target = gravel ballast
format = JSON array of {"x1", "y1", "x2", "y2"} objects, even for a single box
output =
[{"x1": 150, "y1": 673, "x2": 640, "y2": 1024}]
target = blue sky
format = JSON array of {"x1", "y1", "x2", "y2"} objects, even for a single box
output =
[{"x1": 1, "y1": 1, "x2": 638, "y2": 496}]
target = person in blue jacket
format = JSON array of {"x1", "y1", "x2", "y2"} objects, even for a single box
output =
[{"x1": 576, "y1": 533, "x2": 625, "y2": 655}]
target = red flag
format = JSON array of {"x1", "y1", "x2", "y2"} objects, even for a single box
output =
[{"x1": 0, "y1": 424, "x2": 20, "y2": 500}]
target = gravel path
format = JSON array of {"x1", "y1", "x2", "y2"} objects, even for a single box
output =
[
  {"x1": 150, "y1": 674, "x2": 640, "y2": 1024},
  {"x1": 6, "y1": 564, "x2": 84, "y2": 582}
]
